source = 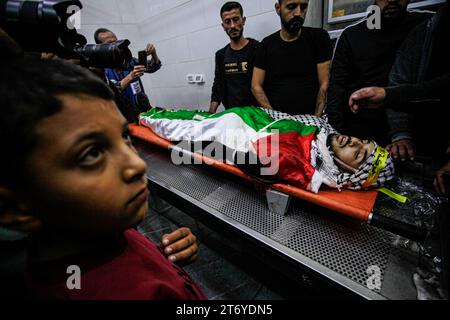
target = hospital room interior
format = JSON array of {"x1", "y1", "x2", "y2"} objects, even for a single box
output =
[{"x1": 1, "y1": 0, "x2": 449, "y2": 301}]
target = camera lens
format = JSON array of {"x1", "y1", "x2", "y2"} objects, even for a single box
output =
[
  {"x1": 74, "y1": 39, "x2": 133, "y2": 69},
  {"x1": 1, "y1": 0, "x2": 131, "y2": 68},
  {"x1": 0, "y1": 0, "x2": 86, "y2": 56},
  {"x1": 2, "y1": 0, "x2": 58, "y2": 24}
]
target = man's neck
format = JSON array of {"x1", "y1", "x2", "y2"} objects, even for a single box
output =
[
  {"x1": 230, "y1": 37, "x2": 249, "y2": 50},
  {"x1": 280, "y1": 28, "x2": 302, "y2": 42},
  {"x1": 380, "y1": 11, "x2": 408, "y2": 29}
]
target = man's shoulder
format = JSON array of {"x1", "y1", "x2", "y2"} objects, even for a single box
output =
[
  {"x1": 302, "y1": 26, "x2": 326, "y2": 33},
  {"x1": 406, "y1": 9, "x2": 434, "y2": 22},
  {"x1": 302, "y1": 27, "x2": 332, "y2": 44},
  {"x1": 261, "y1": 30, "x2": 281, "y2": 44},
  {"x1": 340, "y1": 19, "x2": 369, "y2": 36},
  {"x1": 247, "y1": 37, "x2": 261, "y2": 46},
  {"x1": 215, "y1": 44, "x2": 230, "y2": 57}
]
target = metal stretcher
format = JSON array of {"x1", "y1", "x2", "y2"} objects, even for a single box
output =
[{"x1": 133, "y1": 134, "x2": 444, "y2": 300}]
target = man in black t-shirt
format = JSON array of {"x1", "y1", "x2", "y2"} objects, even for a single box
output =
[
  {"x1": 209, "y1": 2, "x2": 260, "y2": 113},
  {"x1": 252, "y1": 0, "x2": 332, "y2": 116}
]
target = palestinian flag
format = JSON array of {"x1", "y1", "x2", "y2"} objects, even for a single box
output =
[{"x1": 139, "y1": 107, "x2": 325, "y2": 192}]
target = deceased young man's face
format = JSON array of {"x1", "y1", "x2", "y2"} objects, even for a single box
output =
[{"x1": 329, "y1": 134, "x2": 375, "y2": 170}]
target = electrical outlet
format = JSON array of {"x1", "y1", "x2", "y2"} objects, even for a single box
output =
[
  {"x1": 186, "y1": 74, "x2": 195, "y2": 84},
  {"x1": 195, "y1": 74, "x2": 204, "y2": 84}
]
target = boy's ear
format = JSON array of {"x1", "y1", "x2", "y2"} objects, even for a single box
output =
[
  {"x1": 0, "y1": 186, "x2": 42, "y2": 233},
  {"x1": 334, "y1": 157, "x2": 358, "y2": 174}
]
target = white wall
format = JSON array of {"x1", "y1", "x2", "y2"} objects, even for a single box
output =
[
  {"x1": 79, "y1": 0, "x2": 323, "y2": 111},
  {"x1": 78, "y1": 0, "x2": 140, "y2": 53}
]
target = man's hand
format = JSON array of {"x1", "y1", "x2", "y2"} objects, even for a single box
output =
[
  {"x1": 144, "y1": 43, "x2": 161, "y2": 66},
  {"x1": 434, "y1": 161, "x2": 450, "y2": 195},
  {"x1": 119, "y1": 65, "x2": 146, "y2": 90},
  {"x1": 434, "y1": 147, "x2": 450, "y2": 194},
  {"x1": 161, "y1": 227, "x2": 198, "y2": 266},
  {"x1": 387, "y1": 139, "x2": 415, "y2": 161},
  {"x1": 41, "y1": 52, "x2": 58, "y2": 60},
  {"x1": 349, "y1": 87, "x2": 386, "y2": 113},
  {"x1": 130, "y1": 65, "x2": 146, "y2": 80},
  {"x1": 145, "y1": 43, "x2": 156, "y2": 56},
  {"x1": 209, "y1": 101, "x2": 219, "y2": 114}
]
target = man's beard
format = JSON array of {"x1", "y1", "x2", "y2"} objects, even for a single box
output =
[
  {"x1": 281, "y1": 15, "x2": 304, "y2": 34},
  {"x1": 227, "y1": 28, "x2": 244, "y2": 41},
  {"x1": 381, "y1": 3, "x2": 406, "y2": 20}
]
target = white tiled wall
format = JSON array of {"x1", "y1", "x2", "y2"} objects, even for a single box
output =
[
  {"x1": 79, "y1": 0, "x2": 323, "y2": 111},
  {"x1": 78, "y1": 0, "x2": 141, "y2": 55}
]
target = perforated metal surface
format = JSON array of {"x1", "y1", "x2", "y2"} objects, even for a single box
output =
[{"x1": 137, "y1": 143, "x2": 395, "y2": 296}]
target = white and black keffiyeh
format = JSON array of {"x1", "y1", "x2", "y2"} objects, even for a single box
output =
[
  {"x1": 261, "y1": 108, "x2": 335, "y2": 133},
  {"x1": 335, "y1": 142, "x2": 395, "y2": 190}
]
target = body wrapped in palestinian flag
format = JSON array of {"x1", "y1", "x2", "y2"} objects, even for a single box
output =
[
  {"x1": 140, "y1": 107, "x2": 341, "y2": 193},
  {"x1": 139, "y1": 107, "x2": 394, "y2": 193}
]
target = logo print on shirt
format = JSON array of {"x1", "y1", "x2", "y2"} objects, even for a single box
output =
[{"x1": 225, "y1": 61, "x2": 249, "y2": 75}]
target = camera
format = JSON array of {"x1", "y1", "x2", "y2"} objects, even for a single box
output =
[
  {"x1": 74, "y1": 39, "x2": 132, "y2": 70},
  {"x1": 0, "y1": 0, "x2": 132, "y2": 69}
]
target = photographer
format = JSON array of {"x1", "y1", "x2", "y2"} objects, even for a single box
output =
[{"x1": 94, "y1": 28, "x2": 162, "y2": 113}]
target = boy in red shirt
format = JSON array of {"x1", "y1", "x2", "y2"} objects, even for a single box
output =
[{"x1": 0, "y1": 57, "x2": 206, "y2": 300}]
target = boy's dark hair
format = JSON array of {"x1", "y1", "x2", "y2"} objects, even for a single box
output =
[
  {"x1": 0, "y1": 58, "x2": 114, "y2": 186},
  {"x1": 220, "y1": 1, "x2": 243, "y2": 18},
  {"x1": 94, "y1": 28, "x2": 112, "y2": 44}
]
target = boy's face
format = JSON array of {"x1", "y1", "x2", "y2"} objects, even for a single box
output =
[{"x1": 20, "y1": 95, "x2": 148, "y2": 236}]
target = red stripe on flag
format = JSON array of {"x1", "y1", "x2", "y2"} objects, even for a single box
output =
[{"x1": 255, "y1": 132, "x2": 316, "y2": 190}]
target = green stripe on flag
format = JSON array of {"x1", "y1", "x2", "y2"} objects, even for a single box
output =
[
  {"x1": 209, "y1": 107, "x2": 274, "y2": 131},
  {"x1": 141, "y1": 108, "x2": 211, "y2": 121},
  {"x1": 141, "y1": 106, "x2": 319, "y2": 137}
]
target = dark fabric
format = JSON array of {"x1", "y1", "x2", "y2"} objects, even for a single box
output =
[
  {"x1": 386, "y1": 73, "x2": 450, "y2": 110},
  {"x1": 108, "y1": 81, "x2": 140, "y2": 123},
  {"x1": 211, "y1": 38, "x2": 259, "y2": 109},
  {"x1": 326, "y1": 11, "x2": 432, "y2": 146},
  {"x1": 386, "y1": 6, "x2": 450, "y2": 108},
  {"x1": 0, "y1": 238, "x2": 32, "y2": 299},
  {"x1": 386, "y1": 5, "x2": 450, "y2": 158},
  {"x1": 25, "y1": 229, "x2": 206, "y2": 300},
  {"x1": 254, "y1": 27, "x2": 332, "y2": 116},
  {"x1": 426, "y1": 5, "x2": 450, "y2": 81}
]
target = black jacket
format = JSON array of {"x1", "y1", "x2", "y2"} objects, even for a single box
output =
[
  {"x1": 211, "y1": 38, "x2": 259, "y2": 109},
  {"x1": 386, "y1": 6, "x2": 450, "y2": 110},
  {"x1": 386, "y1": 5, "x2": 449, "y2": 157},
  {"x1": 326, "y1": 11, "x2": 432, "y2": 145}
]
